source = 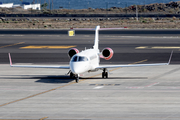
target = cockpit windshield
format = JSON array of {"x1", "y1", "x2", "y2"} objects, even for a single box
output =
[
  {"x1": 71, "y1": 56, "x2": 88, "y2": 62},
  {"x1": 72, "y1": 56, "x2": 78, "y2": 62},
  {"x1": 79, "y1": 56, "x2": 88, "y2": 61}
]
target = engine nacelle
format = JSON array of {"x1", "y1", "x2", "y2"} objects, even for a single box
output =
[
  {"x1": 101, "y1": 47, "x2": 114, "y2": 60},
  {"x1": 68, "y1": 48, "x2": 79, "y2": 58}
]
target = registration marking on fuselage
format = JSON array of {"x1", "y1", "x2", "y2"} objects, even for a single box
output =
[{"x1": 20, "y1": 45, "x2": 76, "y2": 49}]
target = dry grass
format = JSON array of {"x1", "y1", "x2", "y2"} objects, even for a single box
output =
[{"x1": 0, "y1": 18, "x2": 180, "y2": 29}]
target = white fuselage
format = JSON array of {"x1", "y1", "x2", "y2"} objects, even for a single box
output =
[{"x1": 70, "y1": 48, "x2": 100, "y2": 74}]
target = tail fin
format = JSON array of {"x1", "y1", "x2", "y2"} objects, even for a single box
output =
[
  {"x1": 72, "y1": 26, "x2": 127, "y2": 50},
  {"x1": 93, "y1": 26, "x2": 100, "y2": 50}
]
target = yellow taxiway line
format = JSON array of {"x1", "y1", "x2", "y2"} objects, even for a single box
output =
[
  {"x1": 20, "y1": 45, "x2": 76, "y2": 49},
  {"x1": 136, "y1": 46, "x2": 180, "y2": 49},
  {"x1": 0, "y1": 42, "x2": 24, "y2": 49}
]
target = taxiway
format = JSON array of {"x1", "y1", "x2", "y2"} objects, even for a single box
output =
[{"x1": 0, "y1": 30, "x2": 180, "y2": 120}]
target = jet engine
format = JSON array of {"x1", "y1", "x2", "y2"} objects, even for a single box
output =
[
  {"x1": 68, "y1": 48, "x2": 79, "y2": 58},
  {"x1": 101, "y1": 47, "x2": 114, "y2": 60}
]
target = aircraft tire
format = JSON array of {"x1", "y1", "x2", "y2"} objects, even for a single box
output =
[
  {"x1": 105, "y1": 72, "x2": 108, "y2": 78},
  {"x1": 70, "y1": 72, "x2": 74, "y2": 78},
  {"x1": 102, "y1": 72, "x2": 105, "y2": 78},
  {"x1": 75, "y1": 77, "x2": 79, "y2": 83}
]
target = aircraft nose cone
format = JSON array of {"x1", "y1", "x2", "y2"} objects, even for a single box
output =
[
  {"x1": 70, "y1": 62, "x2": 88, "y2": 74},
  {"x1": 71, "y1": 67, "x2": 81, "y2": 74}
]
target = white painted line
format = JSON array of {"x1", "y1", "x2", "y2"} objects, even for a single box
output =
[
  {"x1": 126, "y1": 87, "x2": 144, "y2": 89},
  {"x1": 120, "y1": 36, "x2": 180, "y2": 38},
  {"x1": 168, "y1": 87, "x2": 180, "y2": 89},
  {"x1": 126, "y1": 82, "x2": 159, "y2": 89},
  {"x1": 93, "y1": 86, "x2": 104, "y2": 89},
  {"x1": 12, "y1": 35, "x2": 24, "y2": 36},
  {"x1": 145, "y1": 82, "x2": 159, "y2": 87},
  {"x1": 136, "y1": 46, "x2": 180, "y2": 49}
]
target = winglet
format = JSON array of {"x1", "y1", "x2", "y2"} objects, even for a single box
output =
[
  {"x1": 8, "y1": 53, "x2": 12, "y2": 66},
  {"x1": 168, "y1": 50, "x2": 173, "y2": 65}
]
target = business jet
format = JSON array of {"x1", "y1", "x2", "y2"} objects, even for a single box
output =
[{"x1": 8, "y1": 25, "x2": 173, "y2": 83}]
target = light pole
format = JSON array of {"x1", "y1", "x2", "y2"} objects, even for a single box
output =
[{"x1": 136, "y1": 5, "x2": 138, "y2": 21}]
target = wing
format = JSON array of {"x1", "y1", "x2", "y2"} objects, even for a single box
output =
[
  {"x1": 96, "y1": 51, "x2": 173, "y2": 69},
  {"x1": 96, "y1": 63, "x2": 168, "y2": 69},
  {"x1": 8, "y1": 53, "x2": 70, "y2": 69}
]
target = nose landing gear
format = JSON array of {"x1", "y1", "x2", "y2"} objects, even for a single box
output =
[
  {"x1": 75, "y1": 75, "x2": 79, "y2": 83},
  {"x1": 68, "y1": 71, "x2": 79, "y2": 83},
  {"x1": 102, "y1": 68, "x2": 108, "y2": 78},
  {"x1": 70, "y1": 72, "x2": 74, "y2": 78}
]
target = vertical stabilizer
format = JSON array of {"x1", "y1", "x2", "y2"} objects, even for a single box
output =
[{"x1": 93, "y1": 26, "x2": 100, "y2": 49}]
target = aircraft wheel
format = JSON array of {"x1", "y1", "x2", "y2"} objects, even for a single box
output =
[
  {"x1": 105, "y1": 72, "x2": 108, "y2": 78},
  {"x1": 75, "y1": 77, "x2": 79, "y2": 83},
  {"x1": 70, "y1": 72, "x2": 74, "y2": 78},
  {"x1": 75, "y1": 75, "x2": 79, "y2": 83},
  {"x1": 102, "y1": 72, "x2": 105, "y2": 78}
]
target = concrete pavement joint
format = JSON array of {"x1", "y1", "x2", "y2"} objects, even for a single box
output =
[{"x1": 126, "y1": 82, "x2": 159, "y2": 89}]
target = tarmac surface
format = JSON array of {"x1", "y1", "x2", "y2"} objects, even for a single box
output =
[
  {"x1": 0, "y1": 30, "x2": 180, "y2": 120},
  {"x1": 0, "y1": 29, "x2": 180, "y2": 36}
]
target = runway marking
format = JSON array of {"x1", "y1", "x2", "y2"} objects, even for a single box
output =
[
  {"x1": 93, "y1": 86, "x2": 104, "y2": 89},
  {"x1": 145, "y1": 82, "x2": 159, "y2": 87},
  {"x1": 12, "y1": 35, "x2": 24, "y2": 36},
  {"x1": 168, "y1": 87, "x2": 180, "y2": 89},
  {"x1": 40, "y1": 116, "x2": 48, "y2": 120},
  {"x1": 136, "y1": 46, "x2": 180, "y2": 49},
  {"x1": 126, "y1": 82, "x2": 159, "y2": 89},
  {"x1": 0, "y1": 42, "x2": 24, "y2": 48},
  {"x1": 0, "y1": 59, "x2": 147, "y2": 107},
  {"x1": 126, "y1": 87, "x2": 144, "y2": 89},
  {"x1": 136, "y1": 46, "x2": 148, "y2": 49},
  {"x1": 90, "y1": 84, "x2": 120, "y2": 86},
  {"x1": 20, "y1": 45, "x2": 76, "y2": 49},
  {"x1": 120, "y1": 36, "x2": 180, "y2": 38}
]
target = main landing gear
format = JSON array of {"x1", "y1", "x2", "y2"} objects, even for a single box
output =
[
  {"x1": 69, "y1": 71, "x2": 79, "y2": 83},
  {"x1": 102, "y1": 68, "x2": 108, "y2": 78},
  {"x1": 75, "y1": 74, "x2": 79, "y2": 83}
]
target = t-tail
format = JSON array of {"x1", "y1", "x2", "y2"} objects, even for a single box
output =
[
  {"x1": 93, "y1": 25, "x2": 100, "y2": 50},
  {"x1": 72, "y1": 25, "x2": 127, "y2": 50}
]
